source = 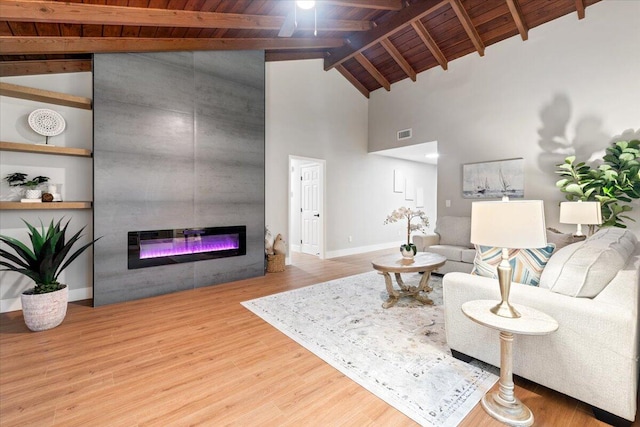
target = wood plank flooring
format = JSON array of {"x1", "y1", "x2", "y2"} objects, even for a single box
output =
[{"x1": 1, "y1": 249, "x2": 638, "y2": 426}]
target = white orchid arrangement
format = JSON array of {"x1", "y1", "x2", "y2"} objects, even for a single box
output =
[{"x1": 384, "y1": 207, "x2": 429, "y2": 247}]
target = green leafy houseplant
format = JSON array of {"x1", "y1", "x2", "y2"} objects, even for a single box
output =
[
  {"x1": 0, "y1": 218, "x2": 100, "y2": 294},
  {"x1": 555, "y1": 140, "x2": 640, "y2": 228},
  {"x1": 4, "y1": 173, "x2": 50, "y2": 189}
]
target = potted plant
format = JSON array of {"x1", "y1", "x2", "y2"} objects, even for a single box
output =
[
  {"x1": 384, "y1": 207, "x2": 430, "y2": 259},
  {"x1": 4, "y1": 172, "x2": 50, "y2": 200},
  {"x1": 0, "y1": 218, "x2": 100, "y2": 331},
  {"x1": 555, "y1": 139, "x2": 640, "y2": 229}
]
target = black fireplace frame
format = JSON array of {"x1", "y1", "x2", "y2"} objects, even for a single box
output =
[{"x1": 127, "y1": 225, "x2": 246, "y2": 269}]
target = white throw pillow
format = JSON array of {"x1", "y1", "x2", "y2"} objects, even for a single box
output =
[{"x1": 540, "y1": 228, "x2": 636, "y2": 297}]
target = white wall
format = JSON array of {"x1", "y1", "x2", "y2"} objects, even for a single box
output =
[
  {"x1": 266, "y1": 59, "x2": 437, "y2": 259},
  {"x1": 0, "y1": 73, "x2": 94, "y2": 312},
  {"x1": 369, "y1": 1, "x2": 640, "y2": 235}
]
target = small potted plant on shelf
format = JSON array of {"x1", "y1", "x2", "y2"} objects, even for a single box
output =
[
  {"x1": 4, "y1": 172, "x2": 50, "y2": 200},
  {"x1": 384, "y1": 207, "x2": 430, "y2": 259},
  {"x1": 0, "y1": 218, "x2": 101, "y2": 331}
]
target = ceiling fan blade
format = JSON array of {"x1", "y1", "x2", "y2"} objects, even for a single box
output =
[{"x1": 278, "y1": 11, "x2": 296, "y2": 37}]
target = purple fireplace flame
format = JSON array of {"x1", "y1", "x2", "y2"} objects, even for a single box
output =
[
  {"x1": 128, "y1": 226, "x2": 246, "y2": 269},
  {"x1": 139, "y1": 234, "x2": 240, "y2": 259}
]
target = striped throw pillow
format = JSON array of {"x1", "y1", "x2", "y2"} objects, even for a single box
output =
[{"x1": 471, "y1": 244, "x2": 556, "y2": 286}]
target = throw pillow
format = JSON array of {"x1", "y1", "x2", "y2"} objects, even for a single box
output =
[
  {"x1": 471, "y1": 244, "x2": 557, "y2": 286},
  {"x1": 540, "y1": 228, "x2": 636, "y2": 297},
  {"x1": 545, "y1": 227, "x2": 585, "y2": 250}
]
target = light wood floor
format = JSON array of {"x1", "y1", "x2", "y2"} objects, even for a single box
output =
[{"x1": 1, "y1": 249, "x2": 637, "y2": 426}]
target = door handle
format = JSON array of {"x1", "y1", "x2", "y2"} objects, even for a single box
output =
[{"x1": 313, "y1": 214, "x2": 320, "y2": 217}]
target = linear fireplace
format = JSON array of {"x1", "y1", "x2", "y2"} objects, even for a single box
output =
[{"x1": 128, "y1": 226, "x2": 246, "y2": 269}]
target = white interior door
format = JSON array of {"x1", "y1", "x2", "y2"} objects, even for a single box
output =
[{"x1": 300, "y1": 164, "x2": 320, "y2": 255}]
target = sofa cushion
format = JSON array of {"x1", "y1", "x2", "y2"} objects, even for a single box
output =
[
  {"x1": 471, "y1": 244, "x2": 556, "y2": 286},
  {"x1": 461, "y1": 248, "x2": 476, "y2": 264},
  {"x1": 430, "y1": 245, "x2": 463, "y2": 262},
  {"x1": 435, "y1": 216, "x2": 473, "y2": 248},
  {"x1": 540, "y1": 228, "x2": 637, "y2": 297}
]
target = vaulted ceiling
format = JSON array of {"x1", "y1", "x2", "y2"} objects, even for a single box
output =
[{"x1": 0, "y1": 0, "x2": 601, "y2": 97}]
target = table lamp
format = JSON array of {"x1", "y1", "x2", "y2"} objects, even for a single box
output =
[
  {"x1": 559, "y1": 201, "x2": 602, "y2": 236},
  {"x1": 471, "y1": 200, "x2": 547, "y2": 318}
]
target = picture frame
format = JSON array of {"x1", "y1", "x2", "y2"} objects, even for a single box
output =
[
  {"x1": 462, "y1": 158, "x2": 524, "y2": 199},
  {"x1": 393, "y1": 169, "x2": 404, "y2": 193},
  {"x1": 405, "y1": 180, "x2": 414, "y2": 201},
  {"x1": 416, "y1": 187, "x2": 424, "y2": 208}
]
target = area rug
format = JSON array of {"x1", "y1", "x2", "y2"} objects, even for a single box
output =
[{"x1": 241, "y1": 271, "x2": 498, "y2": 427}]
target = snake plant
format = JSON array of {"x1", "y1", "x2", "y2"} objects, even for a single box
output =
[{"x1": 0, "y1": 218, "x2": 100, "y2": 294}]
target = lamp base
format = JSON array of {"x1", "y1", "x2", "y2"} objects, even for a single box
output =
[{"x1": 490, "y1": 301, "x2": 521, "y2": 318}]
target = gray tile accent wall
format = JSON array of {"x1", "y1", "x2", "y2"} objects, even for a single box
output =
[{"x1": 93, "y1": 51, "x2": 265, "y2": 306}]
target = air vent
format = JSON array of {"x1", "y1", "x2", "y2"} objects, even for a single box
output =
[{"x1": 397, "y1": 128, "x2": 412, "y2": 141}]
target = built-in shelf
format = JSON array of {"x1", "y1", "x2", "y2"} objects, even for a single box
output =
[
  {"x1": 0, "y1": 141, "x2": 92, "y2": 158},
  {"x1": 0, "y1": 82, "x2": 92, "y2": 110},
  {"x1": 0, "y1": 201, "x2": 92, "y2": 210}
]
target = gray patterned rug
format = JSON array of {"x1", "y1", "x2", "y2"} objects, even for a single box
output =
[{"x1": 241, "y1": 271, "x2": 498, "y2": 427}]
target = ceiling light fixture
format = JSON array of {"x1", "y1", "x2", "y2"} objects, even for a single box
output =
[
  {"x1": 424, "y1": 153, "x2": 439, "y2": 159},
  {"x1": 296, "y1": 1, "x2": 316, "y2": 10}
]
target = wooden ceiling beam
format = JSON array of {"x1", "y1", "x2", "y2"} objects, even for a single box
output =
[
  {"x1": 335, "y1": 64, "x2": 370, "y2": 98},
  {"x1": 505, "y1": 0, "x2": 528, "y2": 41},
  {"x1": 0, "y1": 37, "x2": 345, "y2": 55},
  {"x1": 354, "y1": 52, "x2": 390, "y2": 91},
  {"x1": 0, "y1": 59, "x2": 91, "y2": 76},
  {"x1": 265, "y1": 51, "x2": 326, "y2": 62},
  {"x1": 380, "y1": 38, "x2": 416, "y2": 81},
  {"x1": 324, "y1": 0, "x2": 447, "y2": 70},
  {"x1": 575, "y1": 0, "x2": 585, "y2": 19},
  {"x1": 410, "y1": 20, "x2": 447, "y2": 70},
  {"x1": 0, "y1": 0, "x2": 372, "y2": 32},
  {"x1": 322, "y1": 0, "x2": 403, "y2": 11},
  {"x1": 448, "y1": 0, "x2": 485, "y2": 56}
]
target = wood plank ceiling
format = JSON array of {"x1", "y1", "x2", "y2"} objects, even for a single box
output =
[{"x1": 0, "y1": 0, "x2": 601, "y2": 97}]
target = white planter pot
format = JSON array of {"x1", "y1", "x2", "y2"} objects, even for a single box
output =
[
  {"x1": 25, "y1": 189, "x2": 42, "y2": 199},
  {"x1": 400, "y1": 244, "x2": 417, "y2": 259},
  {"x1": 20, "y1": 285, "x2": 68, "y2": 331}
]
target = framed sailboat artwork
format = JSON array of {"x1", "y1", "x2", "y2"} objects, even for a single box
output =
[{"x1": 462, "y1": 158, "x2": 524, "y2": 199}]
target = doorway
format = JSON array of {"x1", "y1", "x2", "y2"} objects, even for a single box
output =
[{"x1": 289, "y1": 156, "x2": 325, "y2": 260}]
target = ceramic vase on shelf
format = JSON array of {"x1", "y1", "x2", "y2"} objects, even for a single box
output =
[
  {"x1": 48, "y1": 183, "x2": 62, "y2": 202},
  {"x1": 400, "y1": 243, "x2": 417, "y2": 259},
  {"x1": 24, "y1": 189, "x2": 42, "y2": 199}
]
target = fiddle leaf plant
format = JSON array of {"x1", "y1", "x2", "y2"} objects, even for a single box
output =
[
  {"x1": 0, "y1": 218, "x2": 101, "y2": 294},
  {"x1": 555, "y1": 139, "x2": 640, "y2": 228}
]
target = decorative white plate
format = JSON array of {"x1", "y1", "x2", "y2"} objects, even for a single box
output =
[{"x1": 28, "y1": 109, "x2": 66, "y2": 137}]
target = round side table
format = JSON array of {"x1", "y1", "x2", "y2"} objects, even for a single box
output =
[{"x1": 462, "y1": 300, "x2": 558, "y2": 427}]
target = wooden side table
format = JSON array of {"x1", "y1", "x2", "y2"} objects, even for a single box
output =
[
  {"x1": 371, "y1": 252, "x2": 446, "y2": 308},
  {"x1": 461, "y1": 300, "x2": 558, "y2": 427}
]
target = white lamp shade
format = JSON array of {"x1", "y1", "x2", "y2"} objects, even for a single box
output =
[
  {"x1": 471, "y1": 200, "x2": 548, "y2": 248},
  {"x1": 559, "y1": 201, "x2": 602, "y2": 225}
]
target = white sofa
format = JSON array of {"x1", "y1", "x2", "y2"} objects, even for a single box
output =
[
  {"x1": 443, "y1": 227, "x2": 640, "y2": 425},
  {"x1": 412, "y1": 216, "x2": 475, "y2": 274}
]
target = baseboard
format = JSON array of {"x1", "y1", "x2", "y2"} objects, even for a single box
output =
[
  {"x1": 325, "y1": 242, "x2": 399, "y2": 259},
  {"x1": 0, "y1": 286, "x2": 93, "y2": 313}
]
